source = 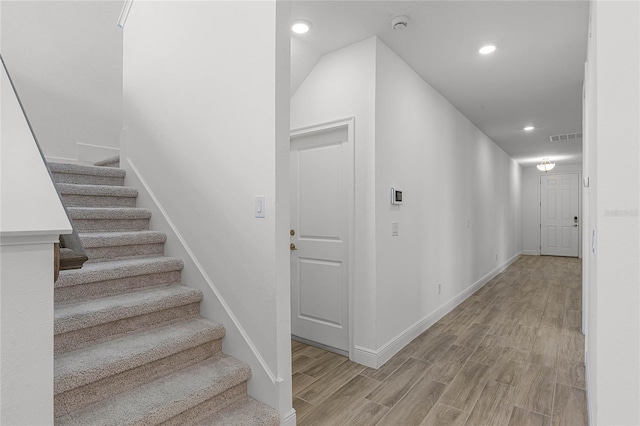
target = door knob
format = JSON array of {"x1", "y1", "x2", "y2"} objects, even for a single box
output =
[
  {"x1": 290, "y1": 229, "x2": 296, "y2": 236},
  {"x1": 290, "y1": 243, "x2": 298, "y2": 251}
]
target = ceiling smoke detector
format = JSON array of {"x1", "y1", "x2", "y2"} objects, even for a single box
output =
[{"x1": 392, "y1": 15, "x2": 409, "y2": 30}]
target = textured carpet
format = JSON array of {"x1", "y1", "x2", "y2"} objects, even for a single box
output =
[{"x1": 52, "y1": 160, "x2": 278, "y2": 425}]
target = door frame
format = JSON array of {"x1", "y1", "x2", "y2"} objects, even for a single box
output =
[
  {"x1": 290, "y1": 117, "x2": 355, "y2": 359},
  {"x1": 538, "y1": 172, "x2": 582, "y2": 258}
]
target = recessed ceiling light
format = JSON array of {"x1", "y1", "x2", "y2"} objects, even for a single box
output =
[
  {"x1": 524, "y1": 126, "x2": 535, "y2": 131},
  {"x1": 479, "y1": 45, "x2": 496, "y2": 55},
  {"x1": 291, "y1": 20, "x2": 311, "y2": 34}
]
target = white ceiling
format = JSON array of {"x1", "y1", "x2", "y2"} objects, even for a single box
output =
[{"x1": 290, "y1": 1, "x2": 589, "y2": 167}]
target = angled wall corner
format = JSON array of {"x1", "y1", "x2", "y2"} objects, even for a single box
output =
[
  {"x1": 291, "y1": 36, "x2": 524, "y2": 366},
  {"x1": 119, "y1": 0, "x2": 292, "y2": 417}
]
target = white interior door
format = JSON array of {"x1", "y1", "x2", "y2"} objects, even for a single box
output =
[
  {"x1": 540, "y1": 173, "x2": 579, "y2": 257},
  {"x1": 290, "y1": 122, "x2": 351, "y2": 353}
]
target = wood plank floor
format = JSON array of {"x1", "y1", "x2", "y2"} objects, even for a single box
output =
[{"x1": 292, "y1": 255, "x2": 588, "y2": 426}]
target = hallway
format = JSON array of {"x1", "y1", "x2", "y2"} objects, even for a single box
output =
[{"x1": 292, "y1": 256, "x2": 587, "y2": 425}]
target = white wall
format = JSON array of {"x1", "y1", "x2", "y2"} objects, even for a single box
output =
[
  {"x1": 291, "y1": 37, "x2": 378, "y2": 352},
  {"x1": 374, "y1": 40, "x2": 523, "y2": 352},
  {"x1": 0, "y1": 0, "x2": 122, "y2": 163},
  {"x1": 522, "y1": 164, "x2": 583, "y2": 256},
  {"x1": 583, "y1": 1, "x2": 598, "y2": 420},
  {"x1": 1, "y1": 57, "x2": 72, "y2": 425},
  {"x1": 583, "y1": 1, "x2": 640, "y2": 424},
  {"x1": 292, "y1": 37, "x2": 523, "y2": 366},
  {"x1": 120, "y1": 1, "x2": 292, "y2": 419}
]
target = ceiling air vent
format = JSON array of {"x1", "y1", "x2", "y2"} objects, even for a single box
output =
[{"x1": 549, "y1": 132, "x2": 583, "y2": 142}]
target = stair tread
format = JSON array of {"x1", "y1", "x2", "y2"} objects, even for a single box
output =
[
  {"x1": 55, "y1": 285, "x2": 202, "y2": 334},
  {"x1": 80, "y1": 231, "x2": 167, "y2": 248},
  {"x1": 68, "y1": 207, "x2": 151, "y2": 219},
  {"x1": 56, "y1": 355, "x2": 250, "y2": 426},
  {"x1": 196, "y1": 398, "x2": 279, "y2": 426},
  {"x1": 57, "y1": 183, "x2": 138, "y2": 197},
  {"x1": 50, "y1": 162, "x2": 125, "y2": 177},
  {"x1": 55, "y1": 318, "x2": 225, "y2": 394},
  {"x1": 94, "y1": 156, "x2": 120, "y2": 167},
  {"x1": 55, "y1": 256, "x2": 183, "y2": 288}
]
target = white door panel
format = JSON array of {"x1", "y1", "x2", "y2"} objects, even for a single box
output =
[
  {"x1": 299, "y1": 144, "x2": 342, "y2": 239},
  {"x1": 299, "y1": 258, "x2": 343, "y2": 326},
  {"x1": 540, "y1": 174, "x2": 579, "y2": 257},
  {"x1": 290, "y1": 123, "x2": 351, "y2": 352}
]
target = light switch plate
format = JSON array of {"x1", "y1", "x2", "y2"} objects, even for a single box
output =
[
  {"x1": 392, "y1": 221, "x2": 399, "y2": 236},
  {"x1": 255, "y1": 196, "x2": 266, "y2": 218}
]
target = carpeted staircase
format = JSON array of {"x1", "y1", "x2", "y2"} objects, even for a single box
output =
[{"x1": 50, "y1": 161, "x2": 279, "y2": 426}]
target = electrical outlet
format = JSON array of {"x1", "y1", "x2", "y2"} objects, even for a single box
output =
[{"x1": 438, "y1": 283, "x2": 441, "y2": 294}]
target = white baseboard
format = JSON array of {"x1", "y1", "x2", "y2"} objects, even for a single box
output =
[
  {"x1": 281, "y1": 408, "x2": 296, "y2": 426},
  {"x1": 354, "y1": 252, "x2": 522, "y2": 368},
  {"x1": 123, "y1": 158, "x2": 285, "y2": 412},
  {"x1": 76, "y1": 143, "x2": 119, "y2": 164},
  {"x1": 585, "y1": 350, "x2": 594, "y2": 425},
  {"x1": 522, "y1": 250, "x2": 539, "y2": 256},
  {"x1": 352, "y1": 346, "x2": 378, "y2": 368},
  {"x1": 46, "y1": 155, "x2": 82, "y2": 165},
  {"x1": 46, "y1": 143, "x2": 120, "y2": 166}
]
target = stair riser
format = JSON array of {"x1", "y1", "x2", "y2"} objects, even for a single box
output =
[
  {"x1": 61, "y1": 194, "x2": 137, "y2": 208},
  {"x1": 55, "y1": 272, "x2": 182, "y2": 304},
  {"x1": 85, "y1": 243, "x2": 165, "y2": 263},
  {"x1": 161, "y1": 383, "x2": 248, "y2": 426},
  {"x1": 72, "y1": 218, "x2": 150, "y2": 233},
  {"x1": 55, "y1": 341, "x2": 221, "y2": 418},
  {"x1": 55, "y1": 303, "x2": 201, "y2": 355},
  {"x1": 53, "y1": 173, "x2": 125, "y2": 187}
]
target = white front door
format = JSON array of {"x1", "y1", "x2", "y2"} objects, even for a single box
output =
[
  {"x1": 540, "y1": 173, "x2": 579, "y2": 257},
  {"x1": 290, "y1": 121, "x2": 352, "y2": 353}
]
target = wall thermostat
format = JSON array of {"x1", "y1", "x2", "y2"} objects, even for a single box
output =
[{"x1": 391, "y1": 187, "x2": 403, "y2": 205}]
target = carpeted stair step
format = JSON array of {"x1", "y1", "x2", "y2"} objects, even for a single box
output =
[
  {"x1": 94, "y1": 156, "x2": 120, "y2": 168},
  {"x1": 55, "y1": 285, "x2": 203, "y2": 354},
  {"x1": 80, "y1": 231, "x2": 166, "y2": 263},
  {"x1": 56, "y1": 355, "x2": 251, "y2": 426},
  {"x1": 68, "y1": 207, "x2": 151, "y2": 232},
  {"x1": 50, "y1": 162, "x2": 125, "y2": 186},
  {"x1": 51, "y1": 161, "x2": 273, "y2": 423},
  {"x1": 58, "y1": 183, "x2": 138, "y2": 208},
  {"x1": 54, "y1": 319, "x2": 226, "y2": 418},
  {"x1": 55, "y1": 257, "x2": 184, "y2": 304},
  {"x1": 190, "y1": 397, "x2": 279, "y2": 426}
]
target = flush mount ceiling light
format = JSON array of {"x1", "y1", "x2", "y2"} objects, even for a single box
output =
[
  {"x1": 479, "y1": 44, "x2": 497, "y2": 55},
  {"x1": 291, "y1": 20, "x2": 311, "y2": 34},
  {"x1": 524, "y1": 126, "x2": 535, "y2": 131},
  {"x1": 537, "y1": 158, "x2": 556, "y2": 172},
  {"x1": 392, "y1": 15, "x2": 410, "y2": 30}
]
